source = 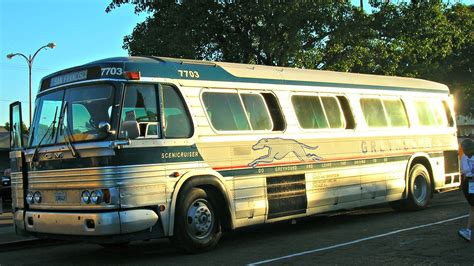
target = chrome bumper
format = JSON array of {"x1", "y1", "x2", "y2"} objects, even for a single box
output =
[{"x1": 17, "y1": 209, "x2": 158, "y2": 236}]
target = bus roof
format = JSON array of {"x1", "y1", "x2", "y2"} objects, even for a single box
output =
[{"x1": 39, "y1": 56, "x2": 449, "y2": 93}]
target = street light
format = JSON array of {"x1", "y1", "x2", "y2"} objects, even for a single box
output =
[{"x1": 6, "y1": 42, "x2": 56, "y2": 127}]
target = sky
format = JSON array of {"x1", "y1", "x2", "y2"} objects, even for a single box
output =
[
  {"x1": 0, "y1": 0, "x2": 472, "y2": 127},
  {"x1": 0, "y1": 0, "x2": 148, "y2": 126}
]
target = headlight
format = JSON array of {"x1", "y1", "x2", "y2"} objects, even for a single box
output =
[
  {"x1": 81, "y1": 190, "x2": 91, "y2": 204},
  {"x1": 33, "y1": 191, "x2": 42, "y2": 203},
  {"x1": 90, "y1": 190, "x2": 103, "y2": 204},
  {"x1": 26, "y1": 192, "x2": 34, "y2": 204}
]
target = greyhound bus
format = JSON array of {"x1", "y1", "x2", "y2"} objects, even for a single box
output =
[{"x1": 9, "y1": 56, "x2": 460, "y2": 252}]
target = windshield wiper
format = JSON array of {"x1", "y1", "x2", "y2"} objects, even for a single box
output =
[
  {"x1": 31, "y1": 106, "x2": 59, "y2": 162},
  {"x1": 58, "y1": 102, "x2": 80, "y2": 158}
]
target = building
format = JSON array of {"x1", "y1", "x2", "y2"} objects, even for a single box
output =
[
  {"x1": 0, "y1": 127, "x2": 10, "y2": 173},
  {"x1": 457, "y1": 114, "x2": 474, "y2": 137}
]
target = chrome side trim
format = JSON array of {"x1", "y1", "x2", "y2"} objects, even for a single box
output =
[{"x1": 25, "y1": 210, "x2": 158, "y2": 236}]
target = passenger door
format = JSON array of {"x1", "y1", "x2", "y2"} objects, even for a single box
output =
[{"x1": 9, "y1": 102, "x2": 27, "y2": 209}]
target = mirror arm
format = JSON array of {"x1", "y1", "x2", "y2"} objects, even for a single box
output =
[{"x1": 112, "y1": 139, "x2": 130, "y2": 149}]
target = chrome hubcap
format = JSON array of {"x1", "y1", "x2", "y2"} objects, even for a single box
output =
[
  {"x1": 413, "y1": 175, "x2": 427, "y2": 203},
  {"x1": 186, "y1": 199, "x2": 214, "y2": 239}
]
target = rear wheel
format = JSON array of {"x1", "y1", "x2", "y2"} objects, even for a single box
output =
[
  {"x1": 390, "y1": 164, "x2": 432, "y2": 211},
  {"x1": 171, "y1": 187, "x2": 222, "y2": 253}
]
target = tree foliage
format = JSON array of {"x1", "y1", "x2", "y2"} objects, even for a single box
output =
[
  {"x1": 4, "y1": 122, "x2": 29, "y2": 134},
  {"x1": 107, "y1": 0, "x2": 473, "y2": 114}
]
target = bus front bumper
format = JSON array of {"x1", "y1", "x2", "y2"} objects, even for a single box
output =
[{"x1": 15, "y1": 209, "x2": 159, "y2": 236}]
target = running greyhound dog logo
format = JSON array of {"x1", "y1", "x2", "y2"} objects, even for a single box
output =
[{"x1": 248, "y1": 138, "x2": 322, "y2": 168}]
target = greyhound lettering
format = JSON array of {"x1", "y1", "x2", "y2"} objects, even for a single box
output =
[{"x1": 248, "y1": 138, "x2": 322, "y2": 168}]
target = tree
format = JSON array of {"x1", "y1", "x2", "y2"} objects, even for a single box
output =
[
  {"x1": 4, "y1": 122, "x2": 29, "y2": 134},
  {"x1": 107, "y1": 0, "x2": 473, "y2": 114},
  {"x1": 107, "y1": 0, "x2": 357, "y2": 66}
]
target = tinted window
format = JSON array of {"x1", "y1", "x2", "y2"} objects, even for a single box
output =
[
  {"x1": 58, "y1": 86, "x2": 114, "y2": 143},
  {"x1": 292, "y1": 95, "x2": 328, "y2": 129},
  {"x1": 414, "y1": 100, "x2": 445, "y2": 127},
  {"x1": 10, "y1": 103, "x2": 24, "y2": 149},
  {"x1": 241, "y1": 94, "x2": 272, "y2": 130},
  {"x1": 119, "y1": 84, "x2": 158, "y2": 138},
  {"x1": 321, "y1": 97, "x2": 344, "y2": 128},
  {"x1": 162, "y1": 85, "x2": 192, "y2": 138},
  {"x1": 360, "y1": 98, "x2": 388, "y2": 127},
  {"x1": 383, "y1": 99, "x2": 408, "y2": 127},
  {"x1": 30, "y1": 90, "x2": 64, "y2": 146},
  {"x1": 262, "y1": 93, "x2": 286, "y2": 131},
  {"x1": 442, "y1": 100, "x2": 454, "y2": 127},
  {"x1": 202, "y1": 92, "x2": 250, "y2": 131},
  {"x1": 292, "y1": 95, "x2": 346, "y2": 129}
]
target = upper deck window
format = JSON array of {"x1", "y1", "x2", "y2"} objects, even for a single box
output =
[
  {"x1": 202, "y1": 91, "x2": 274, "y2": 132},
  {"x1": 291, "y1": 95, "x2": 345, "y2": 129}
]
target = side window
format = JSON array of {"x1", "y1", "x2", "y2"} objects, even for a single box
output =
[
  {"x1": 292, "y1": 95, "x2": 346, "y2": 129},
  {"x1": 119, "y1": 84, "x2": 158, "y2": 139},
  {"x1": 202, "y1": 91, "x2": 278, "y2": 132},
  {"x1": 321, "y1": 97, "x2": 344, "y2": 128},
  {"x1": 241, "y1": 94, "x2": 272, "y2": 130},
  {"x1": 442, "y1": 100, "x2": 454, "y2": 127},
  {"x1": 414, "y1": 101, "x2": 434, "y2": 126},
  {"x1": 292, "y1": 95, "x2": 328, "y2": 129},
  {"x1": 383, "y1": 99, "x2": 409, "y2": 127},
  {"x1": 432, "y1": 101, "x2": 446, "y2": 126},
  {"x1": 337, "y1": 96, "x2": 355, "y2": 129},
  {"x1": 262, "y1": 93, "x2": 286, "y2": 131},
  {"x1": 360, "y1": 98, "x2": 388, "y2": 128},
  {"x1": 414, "y1": 100, "x2": 445, "y2": 127},
  {"x1": 202, "y1": 92, "x2": 250, "y2": 131},
  {"x1": 162, "y1": 85, "x2": 193, "y2": 138}
]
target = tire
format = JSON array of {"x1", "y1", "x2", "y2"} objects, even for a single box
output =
[
  {"x1": 390, "y1": 164, "x2": 432, "y2": 211},
  {"x1": 171, "y1": 187, "x2": 222, "y2": 253}
]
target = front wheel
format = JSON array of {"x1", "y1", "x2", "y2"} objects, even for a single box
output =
[{"x1": 171, "y1": 187, "x2": 222, "y2": 253}]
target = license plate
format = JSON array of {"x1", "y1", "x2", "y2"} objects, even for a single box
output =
[
  {"x1": 469, "y1": 181, "x2": 474, "y2": 194},
  {"x1": 55, "y1": 191, "x2": 67, "y2": 202}
]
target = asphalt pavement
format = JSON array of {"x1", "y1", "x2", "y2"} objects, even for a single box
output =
[
  {"x1": 1, "y1": 192, "x2": 473, "y2": 265},
  {"x1": 0, "y1": 199, "x2": 45, "y2": 250}
]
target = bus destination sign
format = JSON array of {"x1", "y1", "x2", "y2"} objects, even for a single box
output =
[{"x1": 50, "y1": 70, "x2": 88, "y2": 87}]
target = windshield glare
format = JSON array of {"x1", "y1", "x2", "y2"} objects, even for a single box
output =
[{"x1": 29, "y1": 84, "x2": 114, "y2": 147}]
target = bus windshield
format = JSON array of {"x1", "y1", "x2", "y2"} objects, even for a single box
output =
[{"x1": 29, "y1": 84, "x2": 114, "y2": 147}]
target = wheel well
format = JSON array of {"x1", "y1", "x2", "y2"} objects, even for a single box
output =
[
  {"x1": 409, "y1": 156, "x2": 435, "y2": 194},
  {"x1": 175, "y1": 176, "x2": 233, "y2": 232},
  {"x1": 198, "y1": 184, "x2": 232, "y2": 232}
]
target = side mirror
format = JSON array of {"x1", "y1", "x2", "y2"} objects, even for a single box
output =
[
  {"x1": 98, "y1": 122, "x2": 111, "y2": 134},
  {"x1": 121, "y1": 121, "x2": 140, "y2": 139},
  {"x1": 97, "y1": 122, "x2": 111, "y2": 138}
]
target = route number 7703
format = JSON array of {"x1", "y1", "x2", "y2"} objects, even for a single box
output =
[{"x1": 101, "y1": 67, "x2": 123, "y2": 76}]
